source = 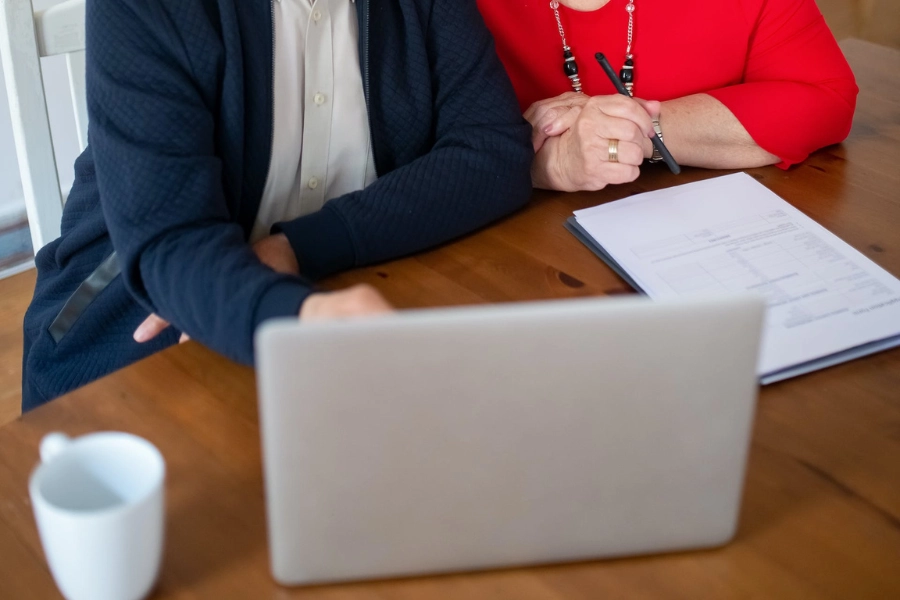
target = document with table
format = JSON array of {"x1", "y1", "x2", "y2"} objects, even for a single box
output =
[{"x1": 566, "y1": 172, "x2": 900, "y2": 383}]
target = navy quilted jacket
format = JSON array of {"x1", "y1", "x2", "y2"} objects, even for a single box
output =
[{"x1": 22, "y1": 0, "x2": 533, "y2": 409}]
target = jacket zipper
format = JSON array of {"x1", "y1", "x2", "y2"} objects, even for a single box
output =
[
  {"x1": 359, "y1": 0, "x2": 378, "y2": 176},
  {"x1": 264, "y1": 0, "x2": 276, "y2": 189}
]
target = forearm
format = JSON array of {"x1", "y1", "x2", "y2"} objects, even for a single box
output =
[
  {"x1": 645, "y1": 94, "x2": 779, "y2": 169},
  {"x1": 279, "y1": 131, "x2": 533, "y2": 277},
  {"x1": 134, "y1": 227, "x2": 312, "y2": 364},
  {"x1": 89, "y1": 0, "x2": 313, "y2": 364}
]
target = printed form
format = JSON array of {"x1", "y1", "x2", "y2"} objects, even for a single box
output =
[{"x1": 574, "y1": 173, "x2": 900, "y2": 380}]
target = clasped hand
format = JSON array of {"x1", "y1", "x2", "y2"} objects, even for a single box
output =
[
  {"x1": 133, "y1": 233, "x2": 393, "y2": 344},
  {"x1": 525, "y1": 92, "x2": 660, "y2": 192}
]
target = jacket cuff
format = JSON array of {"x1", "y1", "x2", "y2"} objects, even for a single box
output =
[
  {"x1": 272, "y1": 204, "x2": 357, "y2": 280},
  {"x1": 252, "y1": 279, "x2": 313, "y2": 332}
]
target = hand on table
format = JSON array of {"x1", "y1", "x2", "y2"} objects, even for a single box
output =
[
  {"x1": 299, "y1": 284, "x2": 394, "y2": 321},
  {"x1": 524, "y1": 93, "x2": 659, "y2": 192},
  {"x1": 133, "y1": 233, "x2": 300, "y2": 343}
]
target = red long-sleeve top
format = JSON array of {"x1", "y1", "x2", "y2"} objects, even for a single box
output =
[{"x1": 477, "y1": 0, "x2": 859, "y2": 168}]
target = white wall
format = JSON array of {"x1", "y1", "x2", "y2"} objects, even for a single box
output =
[{"x1": 0, "y1": 0, "x2": 80, "y2": 225}]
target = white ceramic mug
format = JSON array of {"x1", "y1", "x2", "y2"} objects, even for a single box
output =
[{"x1": 29, "y1": 431, "x2": 166, "y2": 600}]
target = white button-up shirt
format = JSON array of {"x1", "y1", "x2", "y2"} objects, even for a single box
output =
[{"x1": 252, "y1": 0, "x2": 377, "y2": 242}]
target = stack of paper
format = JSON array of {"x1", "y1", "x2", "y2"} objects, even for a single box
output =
[{"x1": 566, "y1": 173, "x2": 900, "y2": 383}]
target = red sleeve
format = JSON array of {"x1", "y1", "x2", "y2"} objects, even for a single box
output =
[{"x1": 705, "y1": 0, "x2": 858, "y2": 168}]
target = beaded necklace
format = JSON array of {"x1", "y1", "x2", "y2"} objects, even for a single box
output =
[{"x1": 550, "y1": 0, "x2": 636, "y2": 96}]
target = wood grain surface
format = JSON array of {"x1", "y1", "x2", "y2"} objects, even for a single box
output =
[{"x1": 0, "y1": 268, "x2": 35, "y2": 426}]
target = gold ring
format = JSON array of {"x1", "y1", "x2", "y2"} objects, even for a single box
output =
[{"x1": 608, "y1": 139, "x2": 619, "y2": 163}]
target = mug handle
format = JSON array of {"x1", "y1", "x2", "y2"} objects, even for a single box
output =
[{"x1": 40, "y1": 432, "x2": 71, "y2": 463}]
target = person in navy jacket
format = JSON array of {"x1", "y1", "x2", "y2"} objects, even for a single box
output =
[{"x1": 22, "y1": 0, "x2": 533, "y2": 410}]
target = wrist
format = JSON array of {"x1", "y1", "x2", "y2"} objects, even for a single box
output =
[
  {"x1": 648, "y1": 117, "x2": 664, "y2": 163},
  {"x1": 532, "y1": 142, "x2": 568, "y2": 191},
  {"x1": 274, "y1": 233, "x2": 301, "y2": 275},
  {"x1": 530, "y1": 159, "x2": 552, "y2": 190}
]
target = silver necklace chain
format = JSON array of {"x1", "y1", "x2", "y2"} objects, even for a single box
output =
[
  {"x1": 550, "y1": 1, "x2": 568, "y2": 48},
  {"x1": 625, "y1": 0, "x2": 634, "y2": 56}
]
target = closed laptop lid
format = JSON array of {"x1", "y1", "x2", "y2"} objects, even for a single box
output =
[{"x1": 256, "y1": 295, "x2": 764, "y2": 585}]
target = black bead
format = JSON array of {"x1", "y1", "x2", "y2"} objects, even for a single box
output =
[
  {"x1": 620, "y1": 68, "x2": 633, "y2": 83},
  {"x1": 563, "y1": 49, "x2": 574, "y2": 59},
  {"x1": 565, "y1": 60, "x2": 579, "y2": 77},
  {"x1": 624, "y1": 58, "x2": 634, "y2": 67}
]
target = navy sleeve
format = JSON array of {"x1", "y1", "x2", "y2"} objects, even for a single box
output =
[
  {"x1": 86, "y1": 0, "x2": 311, "y2": 364},
  {"x1": 275, "y1": 0, "x2": 534, "y2": 279}
]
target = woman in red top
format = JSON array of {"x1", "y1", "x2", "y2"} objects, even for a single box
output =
[{"x1": 477, "y1": 0, "x2": 858, "y2": 191}]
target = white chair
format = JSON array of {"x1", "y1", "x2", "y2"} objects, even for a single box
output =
[{"x1": 0, "y1": 0, "x2": 86, "y2": 252}]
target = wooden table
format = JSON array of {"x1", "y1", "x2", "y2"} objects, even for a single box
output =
[{"x1": 2, "y1": 39, "x2": 898, "y2": 599}]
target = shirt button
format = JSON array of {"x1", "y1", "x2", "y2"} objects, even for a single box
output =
[
  {"x1": 308, "y1": 177, "x2": 319, "y2": 190},
  {"x1": 312, "y1": 10, "x2": 322, "y2": 21},
  {"x1": 314, "y1": 93, "x2": 326, "y2": 106}
]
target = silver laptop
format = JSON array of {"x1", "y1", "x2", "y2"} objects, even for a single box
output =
[{"x1": 255, "y1": 294, "x2": 764, "y2": 585}]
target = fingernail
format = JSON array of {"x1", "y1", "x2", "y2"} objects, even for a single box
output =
[{"x1": 543, "y1": 124, "x2": 554, "y2": 134}]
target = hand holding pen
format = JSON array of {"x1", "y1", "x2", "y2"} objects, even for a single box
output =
[
  {"x1": 595, "y1": 53, "x2": 681, "y2": 175},
  {"x1": 525, "y1": 58, "x2": 680, "y2": 190}
]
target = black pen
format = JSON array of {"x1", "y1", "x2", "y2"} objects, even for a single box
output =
[{"x1": 595, "y1": 53, "x2": 681, "y2": 175}]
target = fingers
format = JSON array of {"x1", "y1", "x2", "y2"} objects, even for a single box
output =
[
  {"x1": 576, "y1": 115, "x2": 645, "y2": 150},
  {"x1": 582, "y1": 94, "x2": 655, "y2": 138},
  {"x1": 527, "y1": 94, "x2": 656, "y2": 137},
  {"x1": 135, "y1": 313, "x2": 189, "y2": 344},
  {"x1": 576, "y1": 143, "x2": 641, "y2": 189},
  {"x1": 533, "y1": 106, "x2": 582, "y2": 152},
  {"x1": 571, "y1": 110, "x2": 645, "y2": 167},
  {"x1": 634, "y1": 98, "x2": 661, "y2": 121},
  {"x1": 134, "y1": 313, "x2": 171, "y2": 343},
  {"x1": 525, "y1": 93, "x2": 590, "y2": 152},
  {"x1": 570, "y1": 160, "x2": 640, "y2": 191},
  {"x1": 564, "y1": 95, "x2": 652, "y2": 188},
  {"x1": 337, "y1": 284, "x2": 394, "y2": 315},
  {"x1": 300, "y1": 284, "x2": 394, "y2": 322},
  {"x1": 529, "y1": 94, "x2": 658, "y2": 156},
  {"x1": 536, "y1": 131, "x2": 640, "y2": 192},
  {"x1": 252, "y1": 233, "x2": 300, "y2": 275},
  {"x1": 593, "y1": 161, "x2": 641, "y2": 186},
  {"x1": 603, "y1": 138, "x2": 645, "y2": 166},
  {"x1": 560, "y1": 124, "x2": 644, "y2": 191},
  {"x1": 558, "y1": 162, "x2": 640, "y2": 192},
  {"x1": 523, "y1": 92, "x2": 586, "y2": 125}
]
